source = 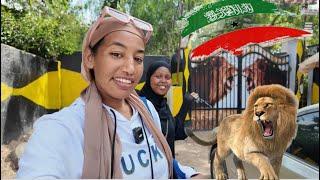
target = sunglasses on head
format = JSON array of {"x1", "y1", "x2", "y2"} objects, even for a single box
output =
[{"x1": 89, "y1": 6, "x2": 153, "y2": 45}]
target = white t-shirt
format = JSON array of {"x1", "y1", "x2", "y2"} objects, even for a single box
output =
[{"x1": 17, "y1": 97, "x2": 197, "y2": 179}]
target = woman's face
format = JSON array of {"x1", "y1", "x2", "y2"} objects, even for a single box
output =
[
  {"x1": 91, "y1": 31, "x2": 145, "y2": 104},
  {"x1": 150, "y1": 66, "x2": 172, "y2": 96}
]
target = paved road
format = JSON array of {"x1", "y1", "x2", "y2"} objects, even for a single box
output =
[{"x1": 175, "y1": 132, "x2": 212, "y2": 178}]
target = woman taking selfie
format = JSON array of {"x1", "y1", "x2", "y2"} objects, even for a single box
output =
[{"x1": 17, "y1": 6, "x2": 203, "y2": 179}]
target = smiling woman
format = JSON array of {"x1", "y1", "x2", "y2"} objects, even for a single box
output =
[
  {"x1": 16, "y1": 6, "x2": 202, "y2": 179},
  {"x1": 87, "y1": 30, "x2": 145, "y2": 108},
  {"x1": 138, "y1": 61, "x2": 200, "y2": 158}
]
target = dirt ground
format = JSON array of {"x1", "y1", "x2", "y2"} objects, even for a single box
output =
[
  {"x1": 1, "y1": 131, "x2": 213, "y2": 179},
  {"x1": 1, "y1": 145, "x2": 16, "y2": 179}
]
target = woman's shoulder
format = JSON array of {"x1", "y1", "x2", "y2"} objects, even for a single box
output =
[
  {"x1": 136, "y1": 89, "x2": 144, "y2": 96},
  {"x1": 143, "y1": 99, "x2": 162, "y2": 130},
  {"x1": 17, "y1": 98, "x2": 85, "y2": 179},
  {"x1": 34, "y1": 97, "x2": 85, "y2": 133}
]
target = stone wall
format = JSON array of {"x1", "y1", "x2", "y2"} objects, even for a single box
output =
[{"x1": 1, "y1": 44, "x2": 57, "y2": 144}]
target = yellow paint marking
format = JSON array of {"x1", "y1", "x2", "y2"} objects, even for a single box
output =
[
  {"x1": 312, "y1": 83, "x2": 319, "y2": 104},
  {"x1": 1, "y1": 83, "x2": 13, "y2": 102},
  {"x1": 1, "y1": 72, "x2": 61, "y2": 109},
  {"x1": 171, "y1": 86, "x2": 183, "y2": 116},
  {"x1": 183, "y1": 40, "x2": 192, "y2": 93},
  {"x1": 135, "y1": 82, "x2": 145, "y2": 91},
  {"x1": 60, "y1": 69, "x2": 88, "y2": 107}
]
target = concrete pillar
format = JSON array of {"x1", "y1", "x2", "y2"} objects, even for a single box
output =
[
  {"x1": 281, "y1": 39, "x2": 298, "y2": 92},
  {"x1": 307, "y1": 70, "x2": 313, "y2": 105}
]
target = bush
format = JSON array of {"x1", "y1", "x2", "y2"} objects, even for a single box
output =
[{"x1": 1, "y1": 2, "x2": 88, "y2": 59}]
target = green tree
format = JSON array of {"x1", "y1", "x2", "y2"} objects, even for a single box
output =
[
  {"x1": 119, "y1": 0, "x2": 212, "y2": 55},
  {"x1": 72, "y1": 0, "x2": 209, "y2": 56},
  {"x1": 1, "y1": 0, "x2": 87, "y2": 59}
]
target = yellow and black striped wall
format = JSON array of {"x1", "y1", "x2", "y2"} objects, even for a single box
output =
[
  {"x1": 167, "y1": 41, "x2": 193, "y2": 124},
  {"x1": 295, "y1": 40, "x2": 319, "y2": 107},
  {"x1": 1, "y1": 44, "x2": 65, "y2": 144},
  {"x1": 1, "y1": 43, "x2": 183, "y2": 144}
]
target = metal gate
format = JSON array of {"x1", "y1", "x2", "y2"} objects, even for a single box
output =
[{"x1": 189, "y1": 44, "x2": 290, "y2": 130}]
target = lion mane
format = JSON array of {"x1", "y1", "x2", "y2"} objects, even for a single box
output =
[{"x1": 243, "y1": 84, "x2": 298, "y2": 152}]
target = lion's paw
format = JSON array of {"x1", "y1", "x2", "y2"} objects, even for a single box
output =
[
  {"x1": 237, "y1": 169, "x2": 247, "y2": 180},
  {"x1": 259, "y1": 168, "x2": 278, "y2": 180},
  {"x1": 216, "y1": 172, "x2": 227, "y2": 180}
]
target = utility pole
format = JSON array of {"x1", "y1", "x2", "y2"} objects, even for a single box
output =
[
  {"x1": 302, "y1": 2, "x2": 308, "y2": 62},
  {"x1": 300, "y1": 1, "x2": 310, "y2": 107},
  {"x1": 175, "y1": 0, "x2": 184, "y2": 85}
]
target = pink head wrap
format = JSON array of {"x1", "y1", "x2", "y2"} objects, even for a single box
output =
[{"x1": 81, "y1": 17, "x2": 147, "y2": 82}]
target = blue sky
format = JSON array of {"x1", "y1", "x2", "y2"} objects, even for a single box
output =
[{"x1": 70, "y1": 0, "x2": 99, "y2": 25}]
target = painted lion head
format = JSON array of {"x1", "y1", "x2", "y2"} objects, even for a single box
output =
[
  {"x1": 243, "y1": 59, "x2": 288, "y2": 92},
  {"x1": 209, "y1": 56, "x2": 236, "y2": 104}
]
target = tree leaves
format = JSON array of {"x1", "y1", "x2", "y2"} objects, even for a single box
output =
[
  {"x1": 2, "y1": 0, "x2": 317, "y2": 59},
  {"x1": 1, "y1": 1, "x2": 87, "y2": 59}
]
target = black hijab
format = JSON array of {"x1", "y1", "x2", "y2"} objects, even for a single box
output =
[
  {"x1": 140, "y1": 61, "x2": 189, "y2": 157},
  {"x1": 140, "y1": 61, "x2": 171, "y2": 111}
]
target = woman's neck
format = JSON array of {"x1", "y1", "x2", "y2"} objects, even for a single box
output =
[
  {"x1": 102, "y1": 96, "x2": 133, "y2": 120},
  {"x1": 140, "y1": 84, "x2": 166, "y2": 109}
]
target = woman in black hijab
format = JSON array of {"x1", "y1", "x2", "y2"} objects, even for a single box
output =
[{"x1": 139, "y1": 61, "x2": 198, "y2": 157}]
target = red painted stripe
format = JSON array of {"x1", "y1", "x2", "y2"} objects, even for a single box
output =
[{"x1": 191, "y1": 26, "x2": 311, "y2": 59}]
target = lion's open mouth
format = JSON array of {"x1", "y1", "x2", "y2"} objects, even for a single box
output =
[{"x1": 257, "y1": 120, "x2": 274, "y2": 139}]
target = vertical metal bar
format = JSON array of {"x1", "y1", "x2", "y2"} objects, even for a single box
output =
[
  {"x1": 210, "y1": 59, "x2": 214, "y2": 129},
  {"x1": 195, "y1": 67, "x2": 199, "y2": 130},
  {"x1": 246, "y1": 47, "x2": 250, "y2": 107},
  {"x1": 205, "y1": 60, "x2": 208, "y2": 129},
  {"x1": 260, "y1": 45, "x2": 263, "y2": 86},
  {"x1": 207, "y1": 60, "x2": 210, "y2": 129},
  {"x1": 199, "y1": 64, "x2": 201, "y2": 128},
  {"x1": 222, "y1": 56, "x2": 224, "y2": 121},
  {"x1": 236, "y1": 54, "x2": 238, "y2": 114},
  {"x1": 288, "y1": 55, "x2": 290, "y2": 88},
  {"x1": 209, "y1": 60, "x2": 211, "y2": 129},
  {"x1": 201, "y1": 64, "x2": 204, "y2": 129},
  {"x1": 192, "y1": 67, "x2": 195, "y2": 130},
  {"x1": 226, "y1": 53, "x2": 229, "y2": 117},
  {"x1": 191, "y1": 67, "x2": 194, "y2": 129},
  {"x1": 234, "y1": 53, "x2": 237, "y2": 114},
  {"x1": 237, "y1": 55, "x2": 242, "y2": 114},
  {"x1": 234, "y1": 54, "x2": 237, "y2": 115},
  {"x1": 205, "y1": 61, "x2": 208, "y2": 129},
  {"x1": 215, "y1": 58, "x2": 219, "y2": 126}
]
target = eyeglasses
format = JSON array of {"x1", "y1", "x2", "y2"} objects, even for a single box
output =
[{"x1": 89, "y1": 6, "x2": 153, "y2": 45}]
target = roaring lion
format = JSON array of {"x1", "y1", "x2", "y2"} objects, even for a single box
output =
[{"x1": 185, "y1": 84, "x2": 298, "y2": 179}]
